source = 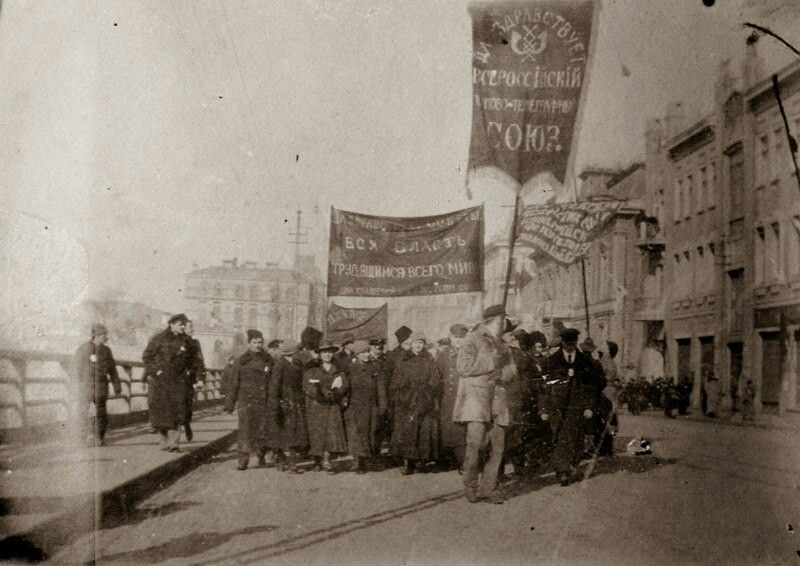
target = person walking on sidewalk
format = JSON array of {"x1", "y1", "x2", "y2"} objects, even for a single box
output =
[
  {"x1": 73, "y1": 323, "x2": 122, "y2": 446},
  {"x1": 224, "y1": 329, "x2": 274, "y2": 470},
  {"x1": 143, "y1": 314, "x2": 193, "y2": 452},
  {"x1": 454, "y1": 305, "x2": 518, "y2": 504},
  {"x1": 183, "y1": 319, "x2": 205, "y2": 442}
]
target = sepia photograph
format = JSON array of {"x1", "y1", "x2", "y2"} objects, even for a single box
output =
[{"x1": 2, "y1": 0, "x2": 800, "y2": 563}]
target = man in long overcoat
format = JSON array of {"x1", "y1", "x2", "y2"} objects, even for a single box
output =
[
  {"x1": 384, "y1": 325, "x2": 412, "y2": 456},
  {"x1": 73, "y1": 324, "x2": 122, "y2": 446},
  {"x1": 142, "y1": 313, "x2": 193, "y2": 451},
  {"x1": 540, "y1": 328, "x2": 605, "y2": 485},
  {"x1": 183, "y1": 320, "x2": 205, "y2": 442},
  {"x1": 224, "y1": 329, "x2": 274, "y2": 470},
  {"x1": 391, "y1": 332, "x2": 442, "y2": 474},
  {"x1": 303, "y1": 340, "x2": 348, "y2": 473},
  {"x1": 435, "y1": 323, "x2": 469, "y2": 470},
  {"x1": 268, "y1": 341, "x2": 309, "y2": 473},
  {"x1": 345, "y1": 340, "x2": 388, "y2": 473},
  {"x1": 455, "y1": 305, "x2": 518, "y2": 504}
]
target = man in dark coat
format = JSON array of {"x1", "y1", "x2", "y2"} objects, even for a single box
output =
[
  {"x1": 142, "y1": 314, "x2": 193, "y2": 451},
  {"x1": 73, "y1": 324, "x2": 122, "y2": 446},
  {"x1": 391, "y1": 332, "x2": 442, "y2": 474},
  {"x1": 303, "y1": 340, "x2": 348, "y2": 473},
  {"x1": 384, "y1": 325, "x2": 412, "y2": 454},
  {"x1": 540, "y1": 328, "x2": 605, "y2": 485},
  {"x1": 435, "y1": 323, "x2": 468, "y2": 470},
  {"x1": 269, "y1": 341, "x2": 309, "y2": 473},
  {"x1": 296, "y1": 326, "x2": 323, "y2": 371},
  {"x1": 345, "y1": 340, "x2": 388, "y2": 473},
  {"x1": 224, "y1": 329, "x2": 274, "y2": 470},
  {"x1": 334, "y1": 334, "x2": 355, "y2": 372},
  {"x1": 183, "y1": 320, "x2": 205, "y2": 442}
]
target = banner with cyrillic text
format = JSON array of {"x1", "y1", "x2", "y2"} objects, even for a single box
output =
[
  {"x1": 468, "y1": 0, "x2": 595, "y2": 188},
  {"x1": 326, "y1": 303, "x2": 388, "y2": 342},
  {"x1": 516, "y1": 199, "x2": 623, "y2": 264},
  {"x1": 328, "y1": 206, "x2": 484, "y2": 297}
]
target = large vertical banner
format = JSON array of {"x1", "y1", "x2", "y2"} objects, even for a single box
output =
[
  {"x1": 328, "y1": 206, "x2": 484, "y2": 297},
  {"x1": 468, "y1": 1, "x2": 596, "y2": 190}
]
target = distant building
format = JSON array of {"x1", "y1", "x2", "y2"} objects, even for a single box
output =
[{"x1": 184, "y1": 256, "x2": 325, "y2": 367}]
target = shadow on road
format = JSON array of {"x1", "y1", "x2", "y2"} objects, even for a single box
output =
[
  {"x1": 189, "y1": 454, "x2": 677, "y2": 564},
  {"x1": 103, "y1": 500, "x2": 203, "y2": 529},
  {"x1": 87, "y1": 525, "x2": 279, "y2": 565}
]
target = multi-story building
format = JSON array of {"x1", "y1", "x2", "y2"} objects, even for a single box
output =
[
  {"x1": 184, "y1": 256, "x2": 326, "y2": 367},
  {"x1": 648, "y1": 48, "x2": 800, "y2": 414}
]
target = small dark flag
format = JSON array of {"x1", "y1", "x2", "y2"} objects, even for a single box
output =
[{"x1": 621, "y1": 62, "x2": 631, "y2": 77}]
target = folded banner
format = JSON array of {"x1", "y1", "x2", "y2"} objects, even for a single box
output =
[
  {"x1": 328, "y1": 206, "x2": 484, "y2": 297},
  {"x1": 468, "y1": 0, "x2": 596, "y2": 190},
  {"x1": 516, "y1": 199, "x2": 623, "y2": 264},
  {"x1": 326, "y1": 303, "x2": 388, "y2": 342}
]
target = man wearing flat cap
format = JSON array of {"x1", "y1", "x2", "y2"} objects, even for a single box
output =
[
  {"x1": 455, "y1": 305, "x2": 518, "y2": 504},
  {"x1": 73, "y1": 324, "x2": 122, "y2": 446},
  {"x1": 183, "y1": 319, "x2": 205, "y2": 442},
  {"x1": 266, "y1": 340, "x2": 308, "y2": 473},
  {"x1": 334, "y1": 334, "x2": 355, "y2": 372},
  {"x1": 142, "y1": 313, "x2": 193, "y2": 451},
  {"x1": 435, "y1": 323, "x2": 469, "y2": 470},
  {"x1": 540, "y1": 328, "x2": 605, "y2": 485}
]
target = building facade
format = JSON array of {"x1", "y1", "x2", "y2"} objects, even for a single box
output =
[
  {"x1": 649, "y1": 53, "x2": 800, "y2": 414},
  {"x1": 184, "y1": 256, "x2": 326, "y2": 367}
]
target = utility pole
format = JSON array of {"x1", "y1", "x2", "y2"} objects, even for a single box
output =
[{"x1": 288, "y1": 207, "x2": 308, "y2": 264}]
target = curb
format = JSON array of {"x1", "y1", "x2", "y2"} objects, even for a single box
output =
[{"x1": 0, "y1": 429, "x2": 236, "y2": 561}]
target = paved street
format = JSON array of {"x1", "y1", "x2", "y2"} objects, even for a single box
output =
[{"x1": 50, "y1": 413, "x2": 800, "y2": 565}]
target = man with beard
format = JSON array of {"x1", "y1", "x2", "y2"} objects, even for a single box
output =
[
  {"x1": 143, "y1": 314, "x2": 193, "y2": 452},
  {"x1": 73, "y1": 324, "x2": 122, "y2": 446},
  {"x1": 183, "y1": 319, "x2": 205, "y2": 442},
  {"x1": 455, "y1": 305, "x2": 518, "y2": 504},
  {"x1": 540, "y1": 328, "x2": 605, "y2": 485},
  {"x1": 224, "y1": 329, "x2": 274, "y2": 470},
  {"x1": 436, "y1": 323, "x2": 469, "y2": 471}
]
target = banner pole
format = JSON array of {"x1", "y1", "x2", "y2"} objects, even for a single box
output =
[
  {"x1": 580, "y1": 255, "x2": 590, "y2": 338},
  {"x1": 501, "y1": 190, "x2": 522, "y2": 318}
]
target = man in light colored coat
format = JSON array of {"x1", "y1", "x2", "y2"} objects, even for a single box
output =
[{"x1": 454, "y1": 305, "x2": 518, "y2": 504}]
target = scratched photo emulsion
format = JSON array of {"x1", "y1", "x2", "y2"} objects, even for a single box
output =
[{"x1": 2, "y1": 0, "x2": 800, "y2": 564}]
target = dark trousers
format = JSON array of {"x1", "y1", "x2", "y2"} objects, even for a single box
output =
[{"x1": 83, "y1": 397, "x2": 108, "y2": 441}]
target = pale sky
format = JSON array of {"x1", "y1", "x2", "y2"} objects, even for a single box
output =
[{"x1": 2, "y1": 0, "x2": 799, "y2": 313}]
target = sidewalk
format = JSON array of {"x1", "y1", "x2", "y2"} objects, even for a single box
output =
[
  {"x1": 0, "y1": 407, "x2": 237, "y2": 561},
  {"x1": 635, "y1": 407, "x2": 800, "y2": 431}
]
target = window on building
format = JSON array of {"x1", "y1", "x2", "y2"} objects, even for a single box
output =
[
  {"x1": 213, "y1": 284, "x2": 222, "y2": 297},
  {"x1": 674, "y1": 179, "x2": 682, "y2": 222},
  {"x1": 685, "y1": 175, "x2": 693, "y2": 220},
  {"x1": 235, "y1": 285, "x2": 244, "y2": 299},
  {"x1": 757, "y1": 134, "x2": 769, "y2": 185},
  {"x1": 248, "y1": 306, "x2": 258, "y2": 328},
  {"x1": 233, "y1": 306, "x2": 243, "y2": 325},
  {"x1": 755, "y1": 226, "x2": 766, "y2": 284},
  {"x1": 673, "y1": 255, "x2": 681, "y2": 297},
  {"x1": 696, "y1": 246, "x2": 706, "y2": 292},
  {"x1": 210, "y1": 303, "x2": 221, "y2": 323},
  {"x1": 250, "y1": 285, "x2": 260, "y2": 300},
  {"x1": 707, "y1": 162, "x2": 716, "y2": 209},
  {"x1": 728, "y1": 150, "x2": 744, "y2": 220},
  {"x1": 773, "y1": 126, "x2": 785, "y2": 179},
  {"x1": 698, "y1": 168, "x2": 706, "y2": 212},
  {"x1": 270, "y1": 285, "x2": 280, "y2": 302},
  {"x1": 771, "y1": 221, "x2": 782, "y2": 281},
  {"x1": 684, "y1": 250, "x2": 693, "y2": 296}
]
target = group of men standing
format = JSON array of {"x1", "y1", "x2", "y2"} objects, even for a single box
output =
[{"x1": 73, "y1": 304, "x2": 613, "y2": 504}]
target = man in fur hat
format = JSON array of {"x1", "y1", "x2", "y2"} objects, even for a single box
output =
[{"x1": 74, "y1": 324, "x2": 122, "y2": 446}]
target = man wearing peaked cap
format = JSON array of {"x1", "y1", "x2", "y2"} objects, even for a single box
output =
[
  {"x1": 436, "y1": 322, "x2": 470, "y2": 471},
  {"x1": 454, "y1": 304, "x2": 518, "y2": 504},
  {"x1": 74, "y1": 323, "x2": 121, "y2": 446},
  {"x1": 334, "y1": 334, "x2": 356, "y2": 372}
]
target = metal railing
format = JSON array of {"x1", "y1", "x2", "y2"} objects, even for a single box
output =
[{"x1": 0, "y1": 348, "x2": 223, "y2": 438}]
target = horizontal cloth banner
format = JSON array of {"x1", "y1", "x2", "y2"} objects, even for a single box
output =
[
  {"x1": 516, "y1": 198, "x2": 624, "y2": 264},
  {"x1": 327, "y1": 206, "x2": 484, "y2": 297},
  {"x1": 326, "y1": 303, "x2": 388, "y2": 342}
]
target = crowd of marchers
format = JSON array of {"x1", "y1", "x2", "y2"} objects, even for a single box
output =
[{"x1": 74, "y1": 305, "x2": 621, "y2": 503}]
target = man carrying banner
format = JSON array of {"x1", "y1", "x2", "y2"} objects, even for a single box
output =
[{"x1": 455, "y1": 305, "x2": 518, "y2": 504}]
